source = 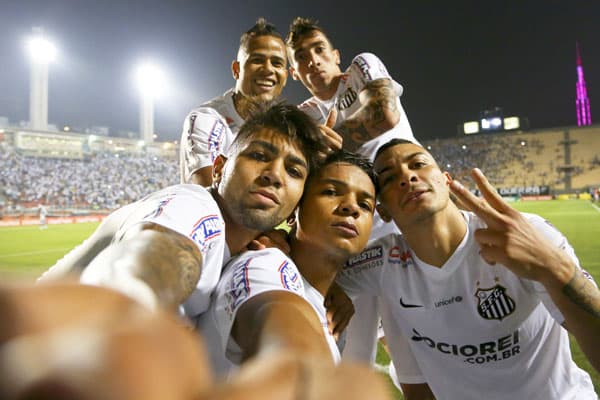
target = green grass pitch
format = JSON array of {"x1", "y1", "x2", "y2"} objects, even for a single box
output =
[{"x1": 0, "y1": 200, "x2": 599, "y2": 398}]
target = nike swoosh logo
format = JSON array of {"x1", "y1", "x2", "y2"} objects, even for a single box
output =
[{"x1": 399, "y1": 298, "x2": 423, "y2": 308}]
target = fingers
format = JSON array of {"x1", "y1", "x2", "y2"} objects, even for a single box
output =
[
  {"x1": 329, "y1": 307, "x2": 353, "y2": 339},
  {"x1": 319, "y1": 125, "x2": 343, "y2": 152},
  {"x1": 251, "y1": 231, "x2": 291, "y2": 254},
  {"x1": 450, "y1": 172, "x2": 503, "y2": 230},
  {"x1": 325, "y1": 107, "x2": 338, "y2": 128},
  {"x1": 470, "y1": 168, "x2": 512, "y2": 215}
]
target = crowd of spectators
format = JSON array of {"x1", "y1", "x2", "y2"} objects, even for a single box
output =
[
  {"x1": 0, "y1": 144, "x2": 178, "y2": 213},
  {"x1": 1, "y1": 128, "x2": 598, "y2": 214}
]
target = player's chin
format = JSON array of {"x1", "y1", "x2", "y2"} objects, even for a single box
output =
[
  {"x1": 253, "y1": 90, "x2": 281, "y2": 102},
  {"x1": 240, "y1": 209, "x2": 286, "y2": 232}
]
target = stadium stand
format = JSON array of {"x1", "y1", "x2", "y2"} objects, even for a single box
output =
[
  {"x1": 0, "y1": 130, "x2": 178, "y2": 218},
  {"x1": 0, "y1": 125, "x2": 598, "y2": 219},
  {"x1": 423, "y1": 125, "x2": 600, "y2": 196}
]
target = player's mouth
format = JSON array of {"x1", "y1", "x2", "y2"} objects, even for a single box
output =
[
  {"x1": 249, "y1": 189, "x2": 280, "y2": 206},
  {"x1": 331, "y1": 221, "x2": 358, "y2": 237},
  {"x1": 403, "y1": 189, "x2": 430, "y2": 205},
  {"x1": 254, "y1": 79, "x2": 277, "y2": 91}
]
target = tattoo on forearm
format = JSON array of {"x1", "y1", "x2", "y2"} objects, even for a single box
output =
[
  {"x1": 337, "y1": 79, "x2": 399, "y2": 151},
  {"x1": 362, "y1": 79, "x2": 398, "y2": 126},
  {"x1": 138, "y1": 225, "x2": 202, "y2": 308},
  {"x1": 562, "y1": 268, "x2": 600, "y2": 318}
]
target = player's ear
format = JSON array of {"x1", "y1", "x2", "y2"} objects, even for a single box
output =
[
  {"x1": 286, "y1": 212, "x2": 297, "y2": 227},
  {"x1": 443, "y1": 171, "x2": 452, "y2": 186},
  {"x1": 231, "y1": 60, "x2": 240, "y2": 80},
  {"x1": 212, "y1": 155, "x2": 228, "y2": 185},
  {"x1": 333, "y1": 49, "x2": 341, "y2": 66},
  {"x1": 376, "y1": 203, "x2": 392, "y2": 223}
]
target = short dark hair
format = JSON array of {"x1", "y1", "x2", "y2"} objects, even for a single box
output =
[
  {"x1": 234, "y1": 101, "x2": 329, "y2": 174},
  {"x1": 239, "y1": 17, "x2": 284, "y2": 52},
  {"x1": 374, "y1": 138, "x2": 417, "y2": 163},
  {"x1": 286, "y1": 17, "x2": 333, "y2": 50},
  {"x1": 308, "y1": 150, "x2": 378, "y2": 195}
]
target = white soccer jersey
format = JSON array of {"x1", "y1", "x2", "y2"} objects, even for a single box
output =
[
  {"x1": 111, "y1": 184, "x2": 230, "y2": 317},
  {"x1": 210, "y1": 248, "x2": 341, "y2": 370},
  {"x1": 180, "y1": 89, "x2": 243, "y2": 182},
  {"x1": 298, "y1": 52, "x2": 417, "y2": 162},
  {"x1": 337, "y1": 211, "x2": 597, "y2": 400}
]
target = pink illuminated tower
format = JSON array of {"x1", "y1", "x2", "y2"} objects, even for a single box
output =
[{"x1": 576, "y1": 42, "x2": 592, "y2": 126}]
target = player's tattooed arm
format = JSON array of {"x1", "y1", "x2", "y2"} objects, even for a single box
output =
[
  {"x1": 336, "y1": 78, "x2": 400, "y2": 151},
  {"x1": 81, "y1": 223, "x2": 203, "y2": 312},
  {"x1": 562, "y1": 268, "x2": 600, "y2": 318},
  {"x1": 557, "y1": 264, "x2": 600, "y2": 373},
  {"x1": 133, "y1": 223, "x2": 203, "y2": 308}
]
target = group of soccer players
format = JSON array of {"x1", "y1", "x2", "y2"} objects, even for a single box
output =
[{"x1": 1, "y1": 17, "x2": 599, "y2": 400}]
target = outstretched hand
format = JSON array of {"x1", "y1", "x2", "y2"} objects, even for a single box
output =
[
  {"x1": 318, "y1": 107, "x2": 343, "y2": 155},
  {"x1": 449, "y1": 168, "x2": 575, "y2": 287}
]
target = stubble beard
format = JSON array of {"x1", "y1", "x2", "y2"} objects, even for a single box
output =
[{"x1": 229, "y1": 203, "x2": 284, "y2": 233}]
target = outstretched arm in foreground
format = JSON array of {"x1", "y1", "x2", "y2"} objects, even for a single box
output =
[
  {"x1": 37, "y1": 205, "x2": 133, "y2": 282},
  {"x1": 450, "y1": 168, "x2": 600, "y2": 372},
  {"x1": 232, "y1": 290, "x2": 332, "y2": 363},
  {"x1": 80, "y1": 223, "x2": 202, "y2": 312},
  {"x1": 0, "y1": 283, "x2": 211, "y2": 400}
]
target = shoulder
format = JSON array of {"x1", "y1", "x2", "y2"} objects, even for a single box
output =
[
  {"x1": 522, "y1": 212, "x2": 569, "y2": 247},
  {"x1": 221, "y1": 249, "x2": 304, "y2": 300},
  {"x1": 349, "y1": 53, "x2": 385, "y2": 73},
  {"x1": 346, "y1": 53, "x2": 394, "y2": 85},
  {"x1": 351, "y1": 52, "x2": 384, "y2": 66},
  {"x1": 228, "y1": 248, "x2": 290, "y2": 270}
]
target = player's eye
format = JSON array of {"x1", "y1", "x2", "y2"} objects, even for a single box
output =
[{"x1": 287, "y1": 166, "x2": 304, "y2": 179}]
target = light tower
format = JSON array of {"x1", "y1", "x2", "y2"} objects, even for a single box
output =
[
  {"x1": 26, "y1": 27, "x2": 57, "y2": 131},
  {"x1": 575, "y1": 42, "x2": 592, "y2": 126},
  {"x1": 134, "y1": 62, "x2": 166, "y2": 143}
]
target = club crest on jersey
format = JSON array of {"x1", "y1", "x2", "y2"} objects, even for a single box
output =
[
  {"x1": 475, "y1": 285, "x2": 515, "y2": 321},
  {"x1": 388, "y1": 246, "x2": 413, "y2": 268},
  {"x1": 189, "y1": 215, "x2": 222, "y2": 251},
  {"x1": 278, "y1": 261, "x2": 302, "y2": 292},
  {"x1": 208, "y1": 119, "x2": 226, "y2": 162},
  {"x1": 143, "y1": 194, "x2": 175, "y2": 219}
]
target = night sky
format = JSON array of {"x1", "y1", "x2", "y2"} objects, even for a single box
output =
[{"x1": 0, "y1": 0, "x2": 598, "y2": 141}]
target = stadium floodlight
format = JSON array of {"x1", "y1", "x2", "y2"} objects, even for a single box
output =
[
  {"x1": 26, "y1": 28, "x2": 58, "y2": 131},
  {"x1": 491, "y1": 117, "x2": 502, "y2": 127},
  {"x1": 134, "y1": 61, "x2": 168, "y2": 143},
  {"x1": 134, "y1": 62, "x2": 167, "y2": 98},
  {"x1": 26, "y1": 35, "x2": 57, "y2": 65},
  {"x1": 481, "y1": 119, "x2": 490, "y2": 130}
]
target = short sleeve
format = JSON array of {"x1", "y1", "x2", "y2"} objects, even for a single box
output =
[
  {"x1": 180, "y1": 108, "x2": 232, "y2": 182},
  {"x1": 213, "y1": 249, "x2": 305, "y2": 363}
]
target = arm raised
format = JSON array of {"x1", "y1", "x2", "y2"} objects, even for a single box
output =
[{"x1": 450, "y1": 168, "x2": 600, "y2": 372}]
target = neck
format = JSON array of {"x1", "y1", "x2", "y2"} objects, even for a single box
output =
[
  {"x1": 289, "y1": 237, "x2": 343, "y2": 296},
  {"x1": 313, "y1": 74, "x2": 342, "y2": 102},
  {"x1": 210, "y1": 188, "x2": 259, "y2": 255},
  {"x1": 398, "y1": 205, "x2": 467, "y2": 268},
  {"x1": 232, "y1": 91, "x2": 253, "y2": 120}
]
